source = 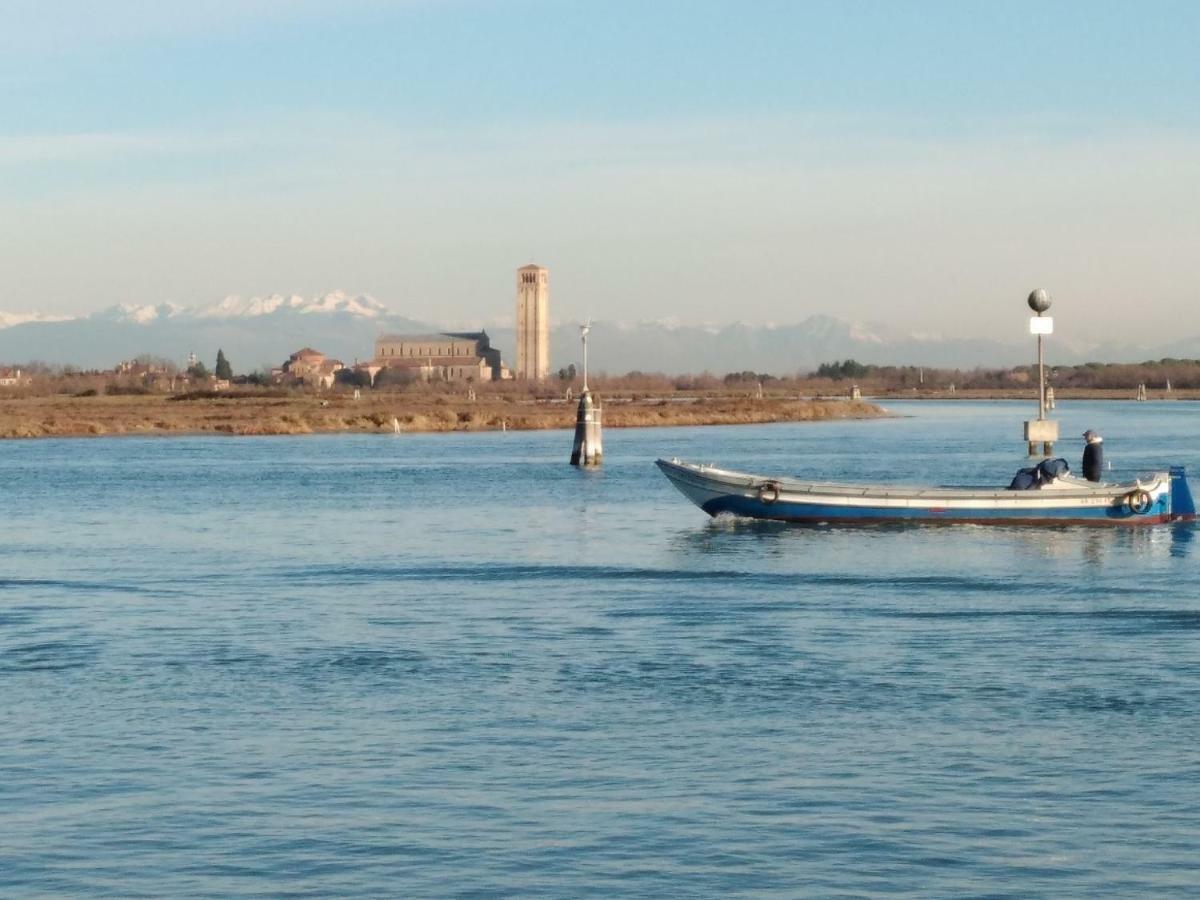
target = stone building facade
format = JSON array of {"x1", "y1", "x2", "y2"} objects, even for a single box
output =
[
  {"x1": 516, "y1": 264, "x2": 550, "y2": 380},
  {"x1": 373, "y1": 332, "x2": 503, "y2": 382},
  {"x1": 277, "y1": 347, "x2": 345, "y2": 388}
]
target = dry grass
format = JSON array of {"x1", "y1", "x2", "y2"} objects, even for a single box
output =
[{"x1": 0, "y1": 393, "x2": 885, "y2": 439}]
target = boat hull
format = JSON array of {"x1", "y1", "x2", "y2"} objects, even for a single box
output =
[{"x1": 656, "y1": 458, "x2": 1194, "y2": 526}]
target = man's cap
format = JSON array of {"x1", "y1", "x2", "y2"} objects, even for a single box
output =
[{"x1": 1083, "y1": 429, "x2": 1100, "y2": 440}]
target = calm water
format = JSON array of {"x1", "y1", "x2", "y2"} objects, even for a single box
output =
[{"x1": 2, "y1": 400, "x2": 1199, "y2": 898}]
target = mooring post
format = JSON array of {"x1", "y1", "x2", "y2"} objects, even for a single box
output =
[
  {"x1": 570, "y1": 390, "x2": 603, "y2": 466},
  {"x1": 570, "y1": 320, "x2": 602, "y2": 467}
]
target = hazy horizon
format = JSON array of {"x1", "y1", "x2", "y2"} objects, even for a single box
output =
[{"x1": 3, "y1": 1, "x2": 1198, "y2": 344}]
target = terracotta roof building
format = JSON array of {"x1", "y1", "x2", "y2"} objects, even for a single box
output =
[{"x1": 279, "y1": 347, "x2": 344, "y2": 388}]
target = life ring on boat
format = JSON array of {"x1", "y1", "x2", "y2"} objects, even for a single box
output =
[
  {"x1": 1125, "y1": 488, "x2": 1154, "y2": 515},
  {"x1": 757, "y1": 481, "x2": 782, "y2": 505}
]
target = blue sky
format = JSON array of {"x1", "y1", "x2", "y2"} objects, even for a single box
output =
[{"x1": 2, "y1": 1, "x2": 1198, "y2": 340}]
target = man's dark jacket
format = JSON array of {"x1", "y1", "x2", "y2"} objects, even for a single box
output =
[{"x1": 1083, "y1": 441, "x2": 1103, "y2": 482}]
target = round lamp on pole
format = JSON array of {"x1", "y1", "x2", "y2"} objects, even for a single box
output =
[{"x1": 1028, "y1": 288, "x2": 1052, "y2": 314}]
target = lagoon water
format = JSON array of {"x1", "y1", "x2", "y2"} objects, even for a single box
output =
[{"x1": 2, "y1": 400, "x2": 1200, "y2": 897}]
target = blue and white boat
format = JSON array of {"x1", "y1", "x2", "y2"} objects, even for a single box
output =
[{"x1": 656, "y1": 457, "x2": 1196, "y2": 526}]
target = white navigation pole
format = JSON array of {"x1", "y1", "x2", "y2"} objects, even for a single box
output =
[
  {"x1": 580, "y1": 319, "x2": 591, "y2": 392},
  {"x1": 1023, "y1": 288, "x2": 1058, "y2": 457},
  {"x1": 570, "y1": 318, "x2": 602, "y2": 467}
]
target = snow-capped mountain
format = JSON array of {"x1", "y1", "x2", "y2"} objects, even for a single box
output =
[
  {"x1": 485, "y1": 316, "x2": 1026, "y2": 376},
  {"x1": 0, "y1": 310, "x2": 75, "y2": 330},
  {"x1": 0, "y1": 292, "x2": 429, "y2": 370},
  {"x1": 90, "y1": 302, "x2": 186, "y2": 324},
  {"x1": 72, "y1": 291, "x2": 389, "y2": 325},
  {"x1": 192, "y1": 291, "x2": 389, "y2": 320}
]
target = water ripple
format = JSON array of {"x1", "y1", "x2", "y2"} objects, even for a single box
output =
[{"x1": 0, "y1": 638, "x2": 101, "y2": 673}]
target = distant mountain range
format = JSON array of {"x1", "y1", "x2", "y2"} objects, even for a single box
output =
[
  {"x1": 0, "y1": 292, "x2": 429, "y2": 372},
  {"x1": 1, "y1": 292, "x2": 1198, "y2": 374}
]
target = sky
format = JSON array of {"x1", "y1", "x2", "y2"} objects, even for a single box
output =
[{"x1": 2, "y1": 0, "x2": 1198, "y2": 341}]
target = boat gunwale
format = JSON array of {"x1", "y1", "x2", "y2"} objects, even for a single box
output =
[{"x1": 656, "y1": 457, "x2": 1167, "y2": 504}]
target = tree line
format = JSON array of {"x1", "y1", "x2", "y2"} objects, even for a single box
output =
[
  {"x1": 11, "y1": 352, "x2": 1200, "y2": 397},
  {"x1": 805, "y1": 358, "x2": 1200, "y2": 390}
]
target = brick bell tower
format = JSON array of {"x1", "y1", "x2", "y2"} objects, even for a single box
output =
[{"x1": 515, "y1": 263, "x2": 550, "y2": 380}]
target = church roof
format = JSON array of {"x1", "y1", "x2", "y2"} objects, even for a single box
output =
[{"x1": 376, "y1": 332, "x2": 485, "y2": 343}]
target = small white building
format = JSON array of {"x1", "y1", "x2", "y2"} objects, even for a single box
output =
[{"x1": 0, "y1": 367, "x2": 26, "y2": 387}]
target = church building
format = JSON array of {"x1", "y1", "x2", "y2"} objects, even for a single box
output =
[{"x1": 373, "y1": 332, "x2": 504, "y2": 382}]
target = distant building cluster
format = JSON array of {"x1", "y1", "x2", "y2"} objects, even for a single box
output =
[
  {"x1": 114, "y1": 358, "x2": 175, "y2": 389},
  {"x1": 0, "y1": 266, "x2": 557, "y2": 391},
  {"x1": 273, "y1": 264, "x2": 552, "y2": 388},
  {"x1": 0, "y1": 366, "x2": 27, "y2": 387}
]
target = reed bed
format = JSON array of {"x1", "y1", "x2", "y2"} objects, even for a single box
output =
[{"x1": 0, "y1": 393, "x2": 884, "y2": 439}]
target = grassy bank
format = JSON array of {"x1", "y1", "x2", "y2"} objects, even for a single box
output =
[
  {"x1": 0, "y1": 393, "x2": 885, "y2": 439},
  {"x1": 866, "y1": 387, "x2": 1200, "y2": 401}
]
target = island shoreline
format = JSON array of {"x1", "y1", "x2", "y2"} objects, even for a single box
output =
[{"x1": 0, "y1": 394, "x2": 887, "y2": 440}]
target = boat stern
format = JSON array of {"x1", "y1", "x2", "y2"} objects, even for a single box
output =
[{"x1": 1171, "y1": 466, "x2": 1196, "y2": 521}]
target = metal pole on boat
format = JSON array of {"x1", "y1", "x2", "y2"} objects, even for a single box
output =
[
  {"x1": 1023, "y1": 289, "x2": 1058, "y2": 457},
  {"x1": 1037, "y1": 330, "x2": 1046, "y2": 421}
]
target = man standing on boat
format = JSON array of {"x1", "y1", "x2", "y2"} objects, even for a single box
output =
[{"x1": 1083, "y1": 430, "x2": 1104, "y2": 482}]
